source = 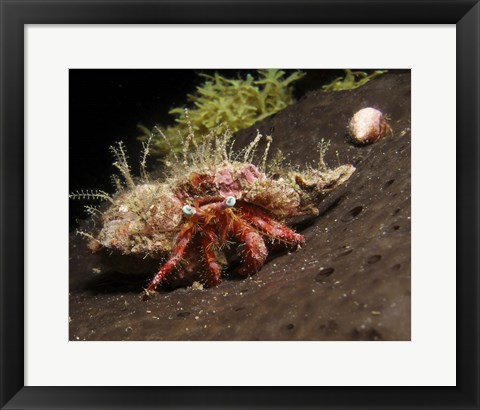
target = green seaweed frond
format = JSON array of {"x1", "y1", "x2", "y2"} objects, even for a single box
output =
[
  {"x1": 322, "y1": 69, "x2": 387, "y2": 92},
  {"x1": 143, "y1": 69, "x2": 305, "y2": 159}
]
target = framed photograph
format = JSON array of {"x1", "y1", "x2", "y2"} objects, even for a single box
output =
[{"x1": 1, "y1": 1, "x2": 478, "y2": 409}]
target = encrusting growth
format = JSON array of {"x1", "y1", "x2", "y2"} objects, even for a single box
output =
[{"x1": 71, "y1": 114, "x2": 355, "y2": 295}]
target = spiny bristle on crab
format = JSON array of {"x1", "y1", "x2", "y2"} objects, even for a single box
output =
[{"x1": 70, "y1": 113, "x2": 355, "y2": 294}]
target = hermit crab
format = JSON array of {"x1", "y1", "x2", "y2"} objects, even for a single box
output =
[{"x1": 71, "y1": 117, "x2": 355, "y2": 296}]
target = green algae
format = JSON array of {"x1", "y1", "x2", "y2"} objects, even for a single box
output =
[
  {"x1": 322, "y1": 69, "x2": 387, "y2": 92},
  {"x1": 141, "y1": 69, "x2": 305, "y2": 159}
]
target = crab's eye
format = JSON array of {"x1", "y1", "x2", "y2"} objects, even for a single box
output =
[
  {"x1": 182, "y1": 204, "x2": 196, "y2": 216},
  {"x1": 225, "y1": 196, "x2": 236, "y2": 207}
]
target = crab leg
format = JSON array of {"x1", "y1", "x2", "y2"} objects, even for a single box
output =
[
  {"x1": 201, "y1": 228, "x2": 222, "y2": 286},
  {"x1": 237, "y1": 202, "x2": 305, "y2": 247},
  {"x1": 146, "y1": 226, "x2": 194, "y2": 294},
  {"x1": 232, "y1": 218, "x2": 268, "y2": 276}
]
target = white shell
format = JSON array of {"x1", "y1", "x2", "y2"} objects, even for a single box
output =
[{"x1": 349, "y1": 107, "x2": 389, "y2": 145}]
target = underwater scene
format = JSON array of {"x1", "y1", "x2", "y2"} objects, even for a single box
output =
[{"x1": 69, "y1": 69, "x2": 411, "y2": 341}]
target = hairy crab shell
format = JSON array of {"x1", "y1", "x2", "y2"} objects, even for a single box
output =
[
  {"x1": 71, "y1": 125, "x2": 356, "y2": 292},
  {"x1": 89, "y1": 183, "x2": 182, "y2": 256}
]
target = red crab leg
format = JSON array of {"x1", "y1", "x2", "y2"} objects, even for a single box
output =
[
  {"x1": 201, "y1": 228, "x2": 222, "y2": 286},
  {"x1": 237, "y1": 202, "x2": 305, "y2": 247},
  {"x1": 232, "y1": 218, "x2": 268, "y2": 276},
  {"x1": 146, "y1": 226, "x2": 194, "y2": 293}
]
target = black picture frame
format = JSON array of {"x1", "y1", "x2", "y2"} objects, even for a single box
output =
[{"x1": 1, "y1": 1, "x2": 478, "y2": 409}]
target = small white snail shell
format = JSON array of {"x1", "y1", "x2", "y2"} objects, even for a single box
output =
[{"x1": 348, "y1": 107, "x2": 391, "y2": 145}]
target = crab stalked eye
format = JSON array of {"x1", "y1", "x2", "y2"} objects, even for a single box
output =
[
  {"x1": 225, "y1": 196, "x2": 236, "y2": 207},
  {"x1": 182, "y1": 204, "x2": 196, "y2": 216}
]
